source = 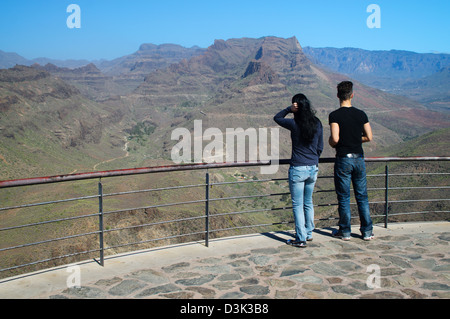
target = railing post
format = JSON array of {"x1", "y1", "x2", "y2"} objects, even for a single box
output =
[
  {"x1": 384, "y1": 165, "x2": 389, "y2": 228},
  {"x1": 98, "y1": 180, "x2": 104, "y2": 266},
  {"x1": 205, "y1": 170, "x2": 210, "y2": 247}
]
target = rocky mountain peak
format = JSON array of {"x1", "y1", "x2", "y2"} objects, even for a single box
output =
[{"x1": 242, "y1": 60, "x2": 280, "y2": 85}]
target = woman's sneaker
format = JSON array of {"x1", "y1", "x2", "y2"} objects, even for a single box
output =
[
  {"x1": 287, "y1": 239, "x2": 307, "y2": 248},
  {"x1": 332, "y1": 230, "x2": 350, "y2": 241},
  {"x1": 363, "y1": 233, "x2": 375, "y2": 241}
]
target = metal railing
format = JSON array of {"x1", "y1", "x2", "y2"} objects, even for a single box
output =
[{"x1": 0, "y1": 156, "x2": 449, "y2": 278}]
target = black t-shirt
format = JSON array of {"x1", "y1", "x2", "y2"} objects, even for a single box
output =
[{"x1": 328, "y1": 106, "x2": 369, "y2": 156}]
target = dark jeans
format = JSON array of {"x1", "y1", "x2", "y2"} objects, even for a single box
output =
[{"x1": 334, "y1": 156, "x2": 373, "y2": 237}]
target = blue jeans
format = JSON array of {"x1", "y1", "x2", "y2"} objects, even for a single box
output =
[
  {"x1": 334, "y1": 157, "x2": 373, "y2": 237},
  {"x1": 288, "y1": 165, "x2": 318, "y2": 242}
]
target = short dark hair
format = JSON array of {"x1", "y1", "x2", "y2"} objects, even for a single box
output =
[{"x1": 337, "y1": 81, "x2": 353, "y2": 101}]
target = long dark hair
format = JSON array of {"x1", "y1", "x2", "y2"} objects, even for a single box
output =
[{"x1": 292, "y1": 94, "x2": 318, "y2": 144}]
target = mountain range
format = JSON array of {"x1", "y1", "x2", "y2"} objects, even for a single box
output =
[
  {"x1": 303, "y1": 47, "x2": 450, "y2": 112},
  {"x1": 0, "y1": 36, "x2": 449, "y2": 180}
]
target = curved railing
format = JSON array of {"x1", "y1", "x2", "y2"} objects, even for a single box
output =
[{"x1": 0, "y1": 156, "x2": 449, "y2": 278}]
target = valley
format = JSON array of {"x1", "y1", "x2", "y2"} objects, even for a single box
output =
[{"x1": 0, "y1": 36, "x2": 448, "y2": 277}]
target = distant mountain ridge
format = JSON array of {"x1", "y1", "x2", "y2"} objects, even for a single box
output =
[
  {"x1": 4, "y1": 44, "x2": 449, "y2": 109},
  {"x1": 0, "y1": 36, "x2": 449, "y2": 180},
  {"x1": 303, "y1": 47, "x2": 450, "y2": 80},
  {"x1": 303, "y1": 47, "x2": 450, "y2": 111},
  {"x1": 0, "y1": 49, "x2": 94, "y2": 70}
]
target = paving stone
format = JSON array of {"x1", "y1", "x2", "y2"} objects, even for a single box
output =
[
  {"x1": 404, "y1": 254, "x2": 422, "y2": 260},
  {"x1": 175, "y1": 274, "x2": 216, "y2": 286},
  {"x1": 394, "y1": 275, "x2": 418, "y2": 287},
  {"x1": 326, "y1": 277, "x2": 343, "y2": 284},
  {"x1": 303, "y1": 283, "x2": 328, "y2": 291},
  {"x1": 217, "y1": 273, "x2": 242, "y2": 281},
  {"x1": 108, "y1": 279, "x2": 146, "y2": 296},
  {"x1": 360, "y1": 291, "x2": 404, "y2": 299},
  {"x1": 249, "y1": 255, "x2": 272, "y2": 266},
  {"x1": 359, "y1": 257, "x2": 391, "y2": 267},
  {"x1": 332, "y1": 254, "x2": 353, "y2": 260},
  {"x1": 365, "y1": 244, "x2": 394, "y2": 251},
  {"x1": 401, "y1": 288, "x2": 427, "y2": 299},
  {"x1": 310, "y1": 262, "x2": 347, "y2": 276},
  {"x1": 240, "y1": 285, "x2": 270, "y2": 295},
  {"x1": 411, "y1": 259, "x2": 437, "y2": 270},
  {"x1": 437, "y1": 233, "x2": 450, "y2": 241},
  {"x1": 334, "y1": 261, "x2": 363, "y2": 272},
  {"x1": 161, "y1": 291, "x2": 195, "y2": 299},
  {"x1": 307, "y1": 247, "x2": 336, "y2": 257},
  {"x1": 250, "y1": 248, "x2": 279, "y2": 255},
  {"x1": 186, "y1": 287, "x2": 216, "y2": 298},
  {"x1": 173, "y1": 272, "x2": 201, "y2": 279},
  {"x1": 432, "y1": 291, "x2": 450, "y2": 298},
  {"x1": 331, "y1": 285, "x2": 359, "y2": 295},
  {"x1": 349, "y1": 281, "x2": 371, "y2": 291},
  {"x1": 265, "y1": 278, "x2": 296, "y2": 289},
  {"x1": 291, "y1": 275, "x2": 323, "y2": 284},
  {"x1": 302, "y1": 291, "x2": 324, "y2": 299},
  {"x1": 226, "y1": 253, "x2": 251, "y2": 259},
  {"x1": 421, "y1": 282, "x2": 450, "y2": 291},
  {"x1": 382, "y1": 255, "x2": 413, "y2": 268},
  {"x1": 135, "y1": 284, "x2": 182, "y2": 297},
  {"x1": 381, "y1": 277, "x2": 400, "y2": 289},
  {"x1": 197, "y1": 265, "x2": 231, "y2": 274},
  {"x1": 412, "y1": 270, "x2": 437, "y2": 280},
  {"x1": 237, "y1": 278, "x2": 259, "y2": 285},
  {"x1": 162, "y1": 262, "x2": 190, "y2": 273},
  {"x1": 234, "y1": 267, "x2": 254, "y2": 276},
  {"x1": 280, "y1": 266, "x2": 308, "y2": 277},
  {"x1": 433, "y1": 264, "x2": 450, "y2": 272},
  {"x1": 94, "y1": 276, "x2": 122, "y2": 287},
  {"x1": 381, "y1": 267, "x2": 406, "y2": 276},
  {"x1": 212, "y1": 281, "x2": 234, "y2": 291},
  {"x1": 198, "y1": 257, "x2": 222, "y2": 264},
  {"x1": 228, "y1": 260, "x2": 250, "y2": 267},
  {"x1": 275, "y1": 289, "x2": 298, "y2": 299},
  {"x1": 335, "y1": 242, "x2": 364, "y2": 252},
  {"x1": 255, "y1": 265, "x2": 279, "y2": 276},
  {"x1": 62, "y1": 286, "x2": 106, "y2": 298},
  {"x1": 219, "y1": 291, "x2": 245, "y2": 299},
  {"x1": 128, "y1": 269, "x2": 169, "y2": 284},
  {"x1": 379, "y1": 235, "x2": 410, "y2": 241}
]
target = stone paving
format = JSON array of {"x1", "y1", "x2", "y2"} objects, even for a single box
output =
[
  {"x1": 37, "y1": 222, "x2": 450, "y2": 299},
  {"x1": 1, "y1": 222, "x2": 449, "y2": 299}
]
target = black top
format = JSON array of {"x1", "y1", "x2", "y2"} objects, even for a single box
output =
[
  {"x1": 328, "y1": 106, "x2": 369, "y2": 156},
  {"x1": 274, "y1": 107, "x2": 323, "y2": 166}
]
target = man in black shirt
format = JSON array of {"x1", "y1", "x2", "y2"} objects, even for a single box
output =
[{"x1": 329, "y1": 81, "x2": 374, "y2": 241}]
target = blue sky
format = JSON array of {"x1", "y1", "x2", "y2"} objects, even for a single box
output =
[{"x1": 1, "y1": 0, "x2": 449, "y2": 60}]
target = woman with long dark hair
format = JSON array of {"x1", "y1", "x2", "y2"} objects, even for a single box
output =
[{"x1": 274, "y1": 94, "x2": 323, "y2": 247}]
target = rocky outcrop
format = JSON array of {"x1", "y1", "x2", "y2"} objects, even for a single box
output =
[
  {"x1": 242, "y1": 61, "x2": 280, "y2": 85},
  {"x1": 0, "y1": 64, "x2": 50, "y2": 82}
]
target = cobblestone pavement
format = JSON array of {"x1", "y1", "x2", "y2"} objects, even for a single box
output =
[{"x1": 1, "y1": 222, "x2": 449, "y2": 299}]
